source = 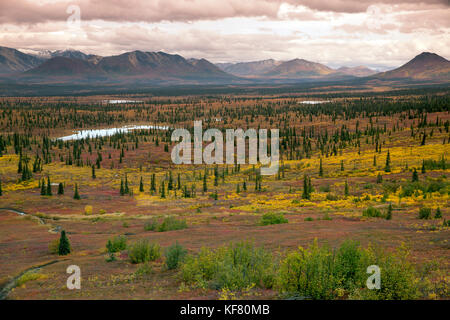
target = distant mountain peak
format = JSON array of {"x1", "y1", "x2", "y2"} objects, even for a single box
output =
[{"x1": 374, "y1": 52, "x2": 449, "y2": 80}]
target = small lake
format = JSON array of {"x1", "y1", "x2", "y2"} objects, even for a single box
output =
[
  {"x1": 103, "y1": 100, "x2": 143, "y2": 104},
  {"x1": 300, "y1": 100, "x2": 331, "y2": 104},
  {"x1": 57, "y1": 125, "x2": 168, "y2": 141}
]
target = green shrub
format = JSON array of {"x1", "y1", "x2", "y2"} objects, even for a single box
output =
[
  {"x1": 128, "y1": 239, "x2": 161, "y2": 264},
  {"x1": 363, "y1": 206, "x2": 383, "y2": 218},
  {"x1": 418, "y1": 207, "x2": 432, "y2": 219},
  {"x1": 304, "y1": 217, "x2": 314, "y2": 221},
  {"x1": 165, "y1": 242, "x2": 188, "y2": 270},
  {"x1": 434, "y1": 207, "x2": 442, "y2": 219},
  {"x1": 145, "y1": 217, "x2": 187, "y2": 232},
  {"x1": 181, "y1": 241, "x2": 275, "y2": 290},
  {"x1": 106, "y1": 235, "x2": 127, "y2": 253},
  {"x1": 278, "y1": 239, "x2": 336, "y2": 299},
  {"x1": 260, "y1": 212, "x2": 288, "y2": 226},
  {"x1": 158, "y1": 216, "x2": 187, "y2": 232},
  {"x1": 277, "y1": 240, "x2": 419, "y2": 300}
]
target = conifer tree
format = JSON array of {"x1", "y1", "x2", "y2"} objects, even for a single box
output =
[
  {"x1": 386, "y1": 203, "x2": 392, "y2": 220},
  {"x1": 151, "y1": 173, "x2": 156, "y2": 192},
  {"x1": 58, "y1": 230, "x2": 71, "y2": 256},
  {"x1": 91, "y1": 165, "x2": 96, "y2": 179},
  {"x1": 41, "y1": 178, "x2": 46, "y2": 195},
  {"x1": 120, "y1": 178, "x2": 125, "y2": 196},
  {"x1": 412, "y1": 168, "x2": 419, "y2": 182},
  {"x1": 58, "y1": 182, "x2": 64, "y2": 195},
  {"x1": 160, "y1": 181, "x2": 166, "y2": 198},
  {"x1": 139, "y1": 176, "x2": 144, "y2": 192},
  {"x1": 73, "y1": 184, "x2": 80, "y2": 200},
  {"x1": 385, "y1": 150, "x2": 391, "y2": 172},
  {"x1": 203, "y1": 173, "x2": 207, "y2": 193},
  {"x1": 302, "y1": 175, "x2": 310, "y2": 200},
  {"x1": 124, "y1": 175, "x2": 129, "y2": 194},
  {"x1": 0, "y1": 179, "x2": 2, "y2": 196},
  {"x1": 46, "y1": 176, "x2": 52, "y2": 196}
]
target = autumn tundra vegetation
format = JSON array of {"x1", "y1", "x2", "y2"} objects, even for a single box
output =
[{"x1": 0, "y1": 88, "x2": 448, "y2": 300}]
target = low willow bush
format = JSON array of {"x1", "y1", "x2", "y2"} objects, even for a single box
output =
[
  {"x1": 144, "y1": 216, "x2": 187, "y2": 232},
  {"x1": 181, "y1": 241, "x2": 276, "y2": 290},
  {"x1": 106, "y1": 235, "x2": 127, "y2": 253},
  {"x1": 278, "y1": 240, "x2": 418, "y2": 300},
  {"x1": 260, "y1": 212, "x2": 288, "y2": 226},
  {"x1": 165, "y1": 242, "x2": 188, "y2": 270},
  {"x1": 128, "y1": 239, "x2": 161, "y2": 264}
]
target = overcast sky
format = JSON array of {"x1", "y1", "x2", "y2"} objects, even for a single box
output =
[{"x1": 0, "y1": 0, "x2": 449, "y2": 69}]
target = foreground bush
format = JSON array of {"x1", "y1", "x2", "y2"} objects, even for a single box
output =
[
  {"x1": 278, "y1": 240, "x2": 418, "y2": 300},
  {"x1": 181, "y1": 241, "x2": 275, "y2": 290},
  {"x1": 165, "y1": 242, "x2": 188, "y2": 270},
  {"x1": 128, "y1": 239, "x2": 161, "y2": 264},
  {"x1": 106, "y1": 235, "x2": 127, "y2": 253},
  {"x1": 260, "y1": 212, "x2": 288, "y2": 226},
  {"x1": 144, "y1": 216, "x2": 187, "y2": 232}
]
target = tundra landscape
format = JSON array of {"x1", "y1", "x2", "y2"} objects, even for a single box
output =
[{"x1": 0, "y1": 0, "x2": 449, "y2": 304}]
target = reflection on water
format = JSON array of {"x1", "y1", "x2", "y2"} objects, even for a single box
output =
[
  {"x1": 300, "y1": 100, "x2": 331, "y2": 104},
  {"x1": 104, "y1": 100, "x2": 143, "y2": 104},
  {"x1": 57, "y1": 125, "x2": 168, "y2": 141}
]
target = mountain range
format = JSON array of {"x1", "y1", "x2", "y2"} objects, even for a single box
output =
[{"x1": 0, "y1": 46, "x2": 448, "y2": 85}]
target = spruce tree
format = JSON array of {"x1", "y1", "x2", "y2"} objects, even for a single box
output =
[
  {"x1": 124, "y1": 175, "x2": 129, "y2": 194},
  {"x1": 386, "y1": 203, "x2": 392, "y2": 220},
  {"x1": 203, "y1": 173, "x2": 207, "y2": 193},
  {"x1": 344, "y1": 180, "x2": 349, "y2": 197},
  {"x1": 0, "y1": 179, "x2": 2, "y2": 196},
  {"x1": 421, "y1": 160, "x2": 426, "y2": 173},
  {"x1": 73, "y1": 184, "x2": 80, "y2": 200},
  {"x1": 302, "y1": 175, "x2": 310, "y2": 200},
  {"x1": 57, "y1": 182, "x2": 64, "y2": 195},
  {"x1": 151, "y1": 173, "x2": 156, "y2": 192},
  {"x1": 385, "y1": 150, "x2": 391, "y2": 172},
  {"x1": 412, "y1": 168, "x2": 419, "y2": 182},
  {"x1": 160, "y1": 181, "x2": 166, "y2": 198},
  {"x1": 46, "y1": 176, "x2": 52, "y2": 196},
  {"x1": 40, "y1": 178, "x2": 46, "y2": 195},
  {"x1": 91, "y1": 165, "x2": 96, "y2": 179},
  {"x1": 139, "y1": 176, "x2": 144, "y2": 192},
  {"x1": 58, "y1": 230, "x2": 71, "y2": 255},
  {"x1": 120, "y1": 178, "x2": 125, "y2": 196}
]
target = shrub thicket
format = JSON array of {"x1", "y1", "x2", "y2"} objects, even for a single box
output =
[
  {"x1": 165, "y1": 242, "x2": 188, "y2": 270},
  {"x1": 128, "y1": 239, "x2": 161, "y2": 264},
  {"x1": 260, "y1": 212, "x2": 288, "y2": 226}
]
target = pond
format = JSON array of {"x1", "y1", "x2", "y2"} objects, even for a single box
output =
[
  {"x1": 300, "y1": 100, "x2": 331, "y2": 104},
  {"x1": 57, "y1": 124, "x2": 168, "y2": 141}
]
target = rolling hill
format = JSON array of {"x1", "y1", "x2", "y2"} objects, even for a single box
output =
[{"x1": 374, "y1": 52, "x2": 450, "y2": 80}]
